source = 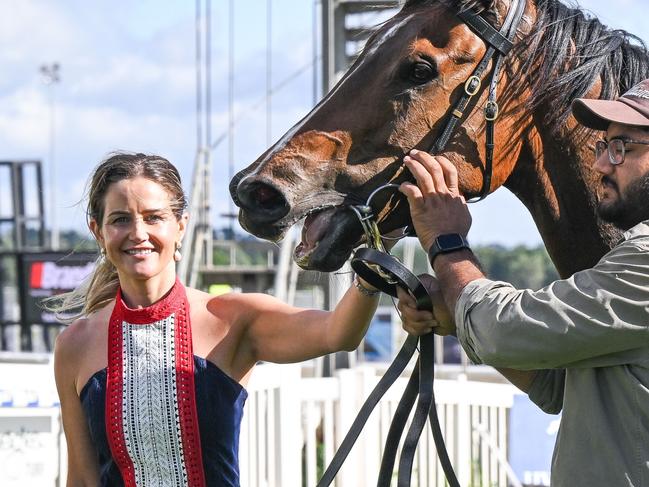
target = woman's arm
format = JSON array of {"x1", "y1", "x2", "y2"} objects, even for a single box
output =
[
  {"x1": 54, "y1": 325, "x2": 101, "y2": 486},
  {"x1": 230, "y1": 276, "x2": 381, "y2": 364}
]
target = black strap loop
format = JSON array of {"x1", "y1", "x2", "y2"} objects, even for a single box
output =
[
  {"x1": 457, "y1": 10, "x2": 514, "y2": 55},
  {"x1": 351, "y1": 248, "x2": 431, "y2": 310},
  {"x1": 349, "y1": 249, "x2": 459, "y2": 487}
]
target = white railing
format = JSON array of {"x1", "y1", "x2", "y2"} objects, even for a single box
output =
[
  {"x1": 241, "y1": 363, "x2": 520, "y2": 487},
  {"x1": 0, "y1": 358, "x2": 520, "y2": 487}
]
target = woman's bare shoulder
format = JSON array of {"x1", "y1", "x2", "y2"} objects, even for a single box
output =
[
  {"x1": 185, "y1": 286, "x2": 254, "y2": 311},
  {"x1": 54, "y1": 300, "x2": 114, "y2": 362},
  {"x1": 185, "y1": 287, "x2": 270, "y2": 330}
]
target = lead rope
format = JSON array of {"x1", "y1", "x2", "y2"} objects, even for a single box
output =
[{"x1": 316, "y1": 185, "x2": 459, "y2": 487}]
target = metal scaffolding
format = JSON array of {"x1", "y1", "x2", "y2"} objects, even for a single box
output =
[
  {"x1": 321, "y1": 0, "x2": 403, "y2": 92},
  {"x1": 179, "y1": 0, "x2": 214, "y2": 288},
  {"x1": 184, "y1": 0, "x2": 405, "y2": 298}
]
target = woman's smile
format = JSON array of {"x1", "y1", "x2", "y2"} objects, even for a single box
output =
[{"x1": 124, "y1": 247, "x2": 156, "y2": 257}]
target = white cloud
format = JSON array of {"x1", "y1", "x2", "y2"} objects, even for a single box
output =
[
  {"x1": 0, "y1": 2, "x2": 85, "y2": 63},
  {"x1": 0, "y1": 86, "x2": 50, "y2": 154}
]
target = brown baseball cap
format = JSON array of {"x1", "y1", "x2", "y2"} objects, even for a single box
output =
[{"x1": 572, "y1": 79, "x2": 649, "y2": 131}]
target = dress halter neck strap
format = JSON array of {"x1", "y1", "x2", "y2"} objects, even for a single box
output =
[{"x1": 106, "y1": 278, "x2": 206, "y2": 487}]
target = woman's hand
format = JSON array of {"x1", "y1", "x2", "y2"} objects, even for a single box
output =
[{"x1": 396, "y1": 274, "x2": 456, "y2": 336}]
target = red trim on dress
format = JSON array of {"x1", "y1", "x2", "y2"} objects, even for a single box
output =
[
  {"x1": 174, "y1": 290, "x2": 207, "y2": 487},
  {"x1": 106, "y1": 299, "x2": 137, "y2": 486}
]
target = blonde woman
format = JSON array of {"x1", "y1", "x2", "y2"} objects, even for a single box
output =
[{"x1": 53, "y1": 152, "x2": 387, "y2": 486}]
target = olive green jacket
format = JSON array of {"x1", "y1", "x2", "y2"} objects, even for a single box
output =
[{"x1": 456, "y1": 220, "x2": 649, "y2": 487}]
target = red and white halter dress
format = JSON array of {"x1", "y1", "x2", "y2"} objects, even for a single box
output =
[{"x1": 80, "y1": 279, "x2": 247, "y2": 487}]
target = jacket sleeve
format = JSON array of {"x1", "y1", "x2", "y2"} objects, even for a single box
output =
[
  {"x1": 454, "y1": 239, "x2": 649, "y2": 370},
  {"x1": 527, "y1": 369, "x2": 565, "y2": 414}
]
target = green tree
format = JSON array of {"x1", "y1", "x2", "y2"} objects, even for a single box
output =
[{"x1": 474, "y1": 244, "x2": 559, "y2": 290}]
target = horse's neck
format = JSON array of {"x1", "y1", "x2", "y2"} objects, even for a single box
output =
[{"x1": 504, "y1": 129, "x2": 622, "y2": 278}]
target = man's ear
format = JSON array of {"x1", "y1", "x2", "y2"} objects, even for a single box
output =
[{"x1": 89, "y1": 219, "x2": 104, "y2": 249}]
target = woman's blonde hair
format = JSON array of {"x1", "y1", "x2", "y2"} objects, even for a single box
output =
[{"x1": 45, "y1": 152, "x2": 187, "y2": 322}]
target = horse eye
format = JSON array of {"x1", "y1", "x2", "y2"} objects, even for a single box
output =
[{"x1": 408, "y1": 62, "x2": 436, "y2": 84}]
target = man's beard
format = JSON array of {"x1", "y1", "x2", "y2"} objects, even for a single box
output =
[{"x1": 597, "y1": 171, "x2": 649, "y2": 230}]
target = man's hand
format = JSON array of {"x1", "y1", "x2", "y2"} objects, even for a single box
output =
[
  {"x1": 399, "y1": 150, "x2": 472, "y2": 252},
  {"x1": 396, "y1": 274, "x2": 457, "y2": 336}
]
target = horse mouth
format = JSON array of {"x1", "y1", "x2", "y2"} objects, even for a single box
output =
[{"x1": 294, "y1": 207, "x2": 361, "y2": 271}]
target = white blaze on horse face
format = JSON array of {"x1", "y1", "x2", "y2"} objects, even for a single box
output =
[{"x1": 253, "y1": 14, "x2": 417, "y2": 172}]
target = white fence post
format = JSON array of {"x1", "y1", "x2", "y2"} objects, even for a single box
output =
[
  {"x1": 455, "y1": 373, "x2": 471, "y2": 486},
  {"x1": 276, "y1": 364, "x2": 303, "y2": 487},
  {"x1": 241, "y1": 363, "x2": 303, "y2": 487},
  {"x1": 335, "y1": 367, "x2": 362, "y2": 486}
]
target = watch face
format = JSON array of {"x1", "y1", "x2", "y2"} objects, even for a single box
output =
[{"x1": 437, "y1": 234, "x2": 465, "y2": 249}]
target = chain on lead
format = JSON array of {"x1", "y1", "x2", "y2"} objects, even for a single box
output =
[
  {"x1": 349, "y1": 206, "x2": 385, "y2": 251},
  {"x1": 349, "y1": 183, "x2": 412, "y2": 293}
]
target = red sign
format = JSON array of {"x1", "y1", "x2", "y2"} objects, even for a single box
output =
[
  {"x1": 29, "y1": 261, "x2": 95, "y2": 290},
  {"x1": 19, "y1": 252, "x2": 97, "y2": 324}
]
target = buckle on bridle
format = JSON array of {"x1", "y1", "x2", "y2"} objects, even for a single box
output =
[
  {"x1": 484, "y1": 100, "x2": 500, "y2": 121},
  {"x1": 465, "y1": 75, "x2": 482, "y2": 96}
]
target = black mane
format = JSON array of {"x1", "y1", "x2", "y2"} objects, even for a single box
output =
[{"x1": 512, "y1": 0, "x2": 649, "y2": 132}]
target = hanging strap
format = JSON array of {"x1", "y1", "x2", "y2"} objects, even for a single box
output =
[{"x1": 316, "y1": 334, "x2": 420, "y2": 486}]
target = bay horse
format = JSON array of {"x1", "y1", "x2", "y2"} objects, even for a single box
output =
[{"x1": 230, "y1": 0, "x2": 649, "y2": 281}]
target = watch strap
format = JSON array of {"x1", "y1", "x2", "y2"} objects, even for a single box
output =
[{"x1": 428, "y1": 234, "x2": 470, "y2": 267}]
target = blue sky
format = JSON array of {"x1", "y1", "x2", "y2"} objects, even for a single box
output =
[{"x1": 0, "y1": 0, "x2": 646, "y2": 247}]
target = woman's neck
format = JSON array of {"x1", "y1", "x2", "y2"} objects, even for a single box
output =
[{"x1": 117, "y1": 268, "x2": 178, "y2": 309}]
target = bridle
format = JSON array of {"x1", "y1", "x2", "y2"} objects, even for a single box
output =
[
  {"x1": 317, "y1": 2, "x2": 526, "y2": 487},
  {"x1": 433, "y1": 1, "x2": 527, "y2": 202}
]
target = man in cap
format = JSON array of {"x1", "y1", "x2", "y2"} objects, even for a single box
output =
[{"x1": 397, "y1": 79, "x2": 649, "y2": 487}]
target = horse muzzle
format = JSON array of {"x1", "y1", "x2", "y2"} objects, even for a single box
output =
[{"x1": 230, "y1": 173, "x2": 292, "y2": 238}]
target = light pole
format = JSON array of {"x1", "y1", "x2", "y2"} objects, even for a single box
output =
[{"x1": 40, "y1": 62, "x2": 60, "y2": 250}]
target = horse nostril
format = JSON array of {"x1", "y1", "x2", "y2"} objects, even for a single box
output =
[
  {"x1": 236, "y1": 178, "x2": 290, "y2": 221},
  {"x1": 255, "y1": 185, "x2": 283, "y2": 208}
]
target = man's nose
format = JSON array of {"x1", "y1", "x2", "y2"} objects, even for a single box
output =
[{"x1": 593, "y1": 151, "x2": 614, "y2": 175}]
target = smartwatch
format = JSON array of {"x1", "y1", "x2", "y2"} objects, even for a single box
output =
[{"x1": 428, "y1": 233, "x2": 471, "y2": 267}]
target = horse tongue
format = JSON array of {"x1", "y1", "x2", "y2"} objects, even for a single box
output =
[{"x1": 299, "y1": 208, "x2": 336, "y2": 253}]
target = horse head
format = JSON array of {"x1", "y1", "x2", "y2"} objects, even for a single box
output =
[{"x1": 230, "y1": 0, "x2": 648, "y2": 275}]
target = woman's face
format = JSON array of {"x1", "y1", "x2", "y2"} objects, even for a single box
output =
[{"x1": 91, "y1": 176, "x2": 186, "y2": 285}]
